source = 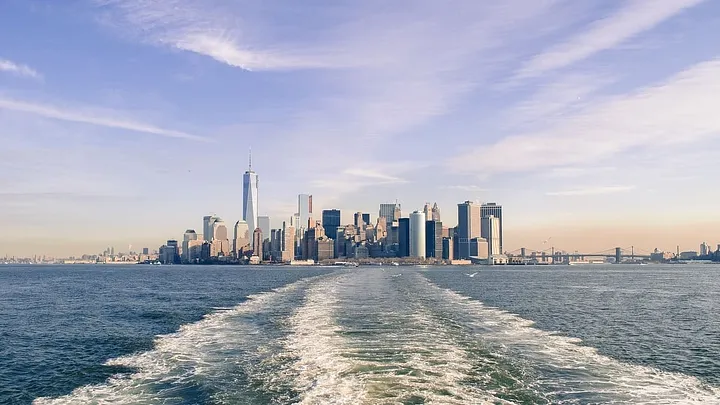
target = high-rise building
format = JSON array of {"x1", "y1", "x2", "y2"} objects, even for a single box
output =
[
  {"x1": 425, "y1": 220, "x2": 443, "y2": 258},
  {"x1": 298, "y1": 194, "x2": 313, "y2": 229},
  {"x1": 316, "y1": 237, "x2": 335, "y2": 261},
  {"x1": 282, "y1": 223, "x2": 295, "y2": 262},
  {"x1": 212, "y1": 218, "x2": 228, "y2": 241},
  {"x1": 398, "y1": 218, "x2": 410, "y2": 257},
  {"x1": 481, "y1": 215, "x2": 501, "y2": 257},
  {"x1": 203, "y1": 215, "x2": 219, "y2": 242},
  {"x1": 442, "y1": 237, "x2": 453, "y2": 260},
  {"x1": 142, "y1": 247, "x2": 149, "y2": 255},
  {"x1": 481, "y1": 203, "x2": 503, "y2": 253},
  {"x1": 354, "y1": 212, "x2": 365, "y2": 229},
  {"x1": 252, "y1": 228, "x2": 263, "y2": 259},
  {"x1": 431, "y1": 203, "x2": 441, "y2": 221},
  {"x1": 233, "y1": 220, "x2": 250, "y2": 256},
  {"x1": 423, "y1": 203, "x2": 432, "y2": 221},
  {"x1": 362, "y1": 213, "x2": 370, "y2": 227},
  {"x1": 379, "y1": 203, "x2": 401, "y2": 228},
  {"x1": 322, "y1": 209, "x2": 341, "y2": 240},
  {"x1": 270, "y1": 229, "x2": 282, "y2": 261},
  {"x1": 701, "y1": 242, "x2": 709, "y2": 256},
  {"x1": 183, "y1": 229, "x2": 198, "y2": 242},
  {"x1": 409, "y1": 211, "x2": 426, "y2": 259},
  {"x1": 457, "y1": 201, "x2": 481, "y2": 259},
  {"x1": 243, "y1": 151, "x2": 259, "y2": 235},
  {"x1": 258, "y1": 216, "x2": 270, "y2": 242}
]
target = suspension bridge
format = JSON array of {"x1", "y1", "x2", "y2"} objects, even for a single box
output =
[{"x1": 504, "y1": 246, "x2": 653, "y2": 264}]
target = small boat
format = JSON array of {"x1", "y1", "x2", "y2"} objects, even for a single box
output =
[{"x1": 391, "y1": 262, "x2": 399, "y2": 266}]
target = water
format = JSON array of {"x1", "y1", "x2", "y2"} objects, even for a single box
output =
[{"x1": 1, "y1": 264, "x2": 719, "y2": 404}]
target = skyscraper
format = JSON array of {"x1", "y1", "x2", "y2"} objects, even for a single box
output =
[
  {"x1": 258, "y1": 216, "x2": 270, "y2": 242},
  {"x1": 298, "y1": 194, "x2": 313, "y2": 229},
  {"x1": 322, "y1": 209, "x2": 341, "y2": 240},
  {"x1": 457, "y1": 201, "x2": 481, "y2": 259},
  {"x1": 203, "y1": 215, "x2": 219, "y2": 242},
  {"x1": 379, "y1": 203, "x2": 401, "y2": 227},
  {"x1": 398, "y1": 217, "x2": 410, "y2": 257},
  {"x1": 409, "y1": 211, "x2": 426, "y2": 259},
  {"x1": 431, "y1": 202, "x2": 441, "y2": 221},
  {"x1": 252, "y1": 228, "x2": 263, "y2": 259},
  {"x1": 354, "y1": 212, "x2": 365, "y2": 229},
  {"x1": 233, "y1": 220, "x2": 249, "y2": 257},
  {"x1": 481, "y1": 203, "x2": 503, "y2": 253},
  {"x1": 423, "y1": 203, "x2": 432, "y2": 221},
  {"x1": 425, "y1": 220, "x2": 443, "y2": 258},
  {"x1": 481, "y1": 215, "x2": 501, "y2": 257},
  {"x1": 243, "y1": 151, "x2": 259, "y2": 235}
]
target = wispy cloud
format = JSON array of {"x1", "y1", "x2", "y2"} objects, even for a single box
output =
[
  {"x1": 443, "y1": 185, "x2": 489, "y2": 192},
  {"x1": 546, "y1": 185, "x2": 636, "y2": 196},
  {"x1": 342, "y1": 168, "x2": 405, "y2": 183},
  {"x1": 0, "y1": 58, "x2": 41, "y2": 79},
  {"x1": 517, "y1": 0, "x2": 706, "y2": 78},
  {"x1": 451, "y1": 59, "x2": 720, "y2": 174},
  {"x1": 0, "y1": 97, "x2": 207, "y2": 141}
]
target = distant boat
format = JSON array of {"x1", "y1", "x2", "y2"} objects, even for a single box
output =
[
  {"x1": 391, "y1": 262, "x2": 399, "y2": 266},
  {"x1": 152, "y1": 261, "x2": 161, "y2": 265}
]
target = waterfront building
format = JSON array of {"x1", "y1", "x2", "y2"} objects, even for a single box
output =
[
  {"x1": 270, "y1": 229, "x2": 282, "y2": 261},
  {"x1": 457, "y1": 201, "x2": 481, "y2": 259},
  {"x1": 701, "y1": 242, "x2": 709, "y2": 256},
  {"x1": 298, "y1": 194, "x2": 313, "y2": 229},
  {"x1": 322, "y1": 209, "x2": 341, "y2": 240},
  {"x1": 398, "y1": 218, "x2": 410, "y2": 257},
  {"x1": 425, "y1": 220, "x2": 443, "y2": 258},
  {"x1": 481, "y1": 203, "x2": 503, "y2": 253},
  {"x1": 379, "y1": 203, "x2": 401, "y2": 228},
  {"x1": 481, "y1": 215, "x2": 501, "y2": 257},
  {"x1": 282, "y1": 223, "x2": 295, "y2": 262},
  {"x1": 243, "y1": 151, "x2": 259, "y2": 235},
  {"x1": 409, "y1": 211, "x2": 426, "y2": 259}
]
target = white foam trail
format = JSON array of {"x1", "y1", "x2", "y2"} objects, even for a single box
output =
[
  {"x1": 419, "y1": 277, "x2": 720, "y2": 404},
  {"x1": 281, "y1": 271, "x2": 510, "y2": 405},
  {"x1": 33, "y1": 277, "x2": 319, "y2": 405}
]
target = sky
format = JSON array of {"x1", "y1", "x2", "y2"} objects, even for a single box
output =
[{"x1": 2, "y1": 0, "x2": 720, "y2": 257}]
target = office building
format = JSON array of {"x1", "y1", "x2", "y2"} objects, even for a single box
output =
[
  {"x1": 252, "y1": 228, "x2": 263, "y2": 259},
  {"x1": 481, "y1": 203, "x2": 503, "y2": 253},
  {"x1": 258, "y1": 216, "x2": 270, "y2": 242},
  {"x1": 354, "y1": 212, "x2": 366, "y2": 229},
  {"x1": 298, "y1": 194, "x2": 313, "y2": 229},
  {"x1": 142, "y1": 247, "x2": 149, "y2": 255},
  {"x1": 431, "y1": 202, "x2": 441, "y2": 221},
  {"x1": 379, "y1": 203, "x2": 401, "y2": 228},
  {"x1": 322, "y1": 209, "x2": 341, "y2": 240},
  {"x1": 203, "y1": 215, "x2": 219, "y2": 242},
  {"x1": 233, "y1": 220, "x2": 250, "y2": 257},
  {"x1": 270, "y1": 229, "x2": 282, "y2": 261},
  {"x1": 409, "y1": 211, "x2": 426, "y2": 259},
  {"x1": 398, "y1": 218, "x2": 410, "y2": 257},
  {"x1": 481, "y1": 215, "x2": 501, "y2": 257},
  {"x1": 212, "y1": 218, "x2": 228, "y2": 241},
  {"x1": 362, "y1": 213, "x2": 370, "y2": 227},
  {"x1": 425, "y1": 220, "x2": 443, "y2": 258},
  {"x1": 316, "y1": 237, "x2": 335, "y2": 261},
  {"x1": 282, "y1": 223, "x2": 295, "y2": 262},
  {"x1": 423, "y1": 203, "x2": 432, "y2": 221},
  {"x1": 442, "y1": 237, "x2": 453, "y2": 260},
  {"x1": 243, "y1": 151, "x2": 259, "y2": 235},
  {"x1": 457, "y1": 201, "x2": 481, "y2": 259},
  {"x1": 183, "y1": 229, "x2": 198, "y2": 242}
]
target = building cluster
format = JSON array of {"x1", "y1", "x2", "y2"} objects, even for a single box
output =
[{"x1": 157, "y1": 154, "x2": 506, "y2": 265}]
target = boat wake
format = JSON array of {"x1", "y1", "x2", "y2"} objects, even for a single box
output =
[{"x1": 34, "y1": 269, "x2": 720, "y2": 404}]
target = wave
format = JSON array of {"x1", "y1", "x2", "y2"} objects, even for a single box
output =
[{"x1": 416, "y1": 275, "x2": 720, "y2": 404}]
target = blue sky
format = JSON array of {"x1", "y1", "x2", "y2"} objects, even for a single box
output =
[{"x1": 2, "y1": 0, "x2": 720, "y2": 256}]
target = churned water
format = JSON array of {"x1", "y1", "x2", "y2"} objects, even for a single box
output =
[{"x1": 1, "y1": 264, "x2": 719, "y2": 404}]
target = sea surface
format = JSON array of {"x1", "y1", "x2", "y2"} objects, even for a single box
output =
[{"x1": 1, "y1": 264, "x2": 719, "y2": 404}]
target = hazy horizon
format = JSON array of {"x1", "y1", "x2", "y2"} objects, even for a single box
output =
[{"x1": 2, "y1": 1, "x2": 720, "y2": 257}]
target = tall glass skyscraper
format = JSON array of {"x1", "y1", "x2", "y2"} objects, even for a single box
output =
[
  {"x1": 322, "y1": 209, "x2": 341, "y2": 240},
  {"x1": 243, "y1": 151, "x2": 259, "y2": 234},
  {"x1": 409, "y1": 211, "x2": 426, "y2": 259}
]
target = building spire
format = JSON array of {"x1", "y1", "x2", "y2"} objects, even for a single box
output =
[{"x1": 248, "y1": 148, "x2": 252, "y2": 170}]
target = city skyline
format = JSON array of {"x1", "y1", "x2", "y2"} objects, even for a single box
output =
[{"x1": 2, "y1": 1, "x2": 720, "y2": 256}]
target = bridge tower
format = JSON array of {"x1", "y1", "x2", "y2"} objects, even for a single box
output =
[{"x1": 615, "y1": 247, "x2": 622, "y2": 264}]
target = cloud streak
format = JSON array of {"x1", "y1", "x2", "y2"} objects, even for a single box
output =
[
  {"x1": 546, "y1": 185, "x2": 636, "y2": 196},
  {"x1": 0, "y1": 58, "x2": 41, "y2": 79},
  {"x1": 451, "y1": 59, "x2": 720, "y2": 174},
  {"x1": 517, "y1": 0, "x2": 706, "y2": 78},
  {"x1": 0, "y1": 97, "x2": 207, "y2": 141}
]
